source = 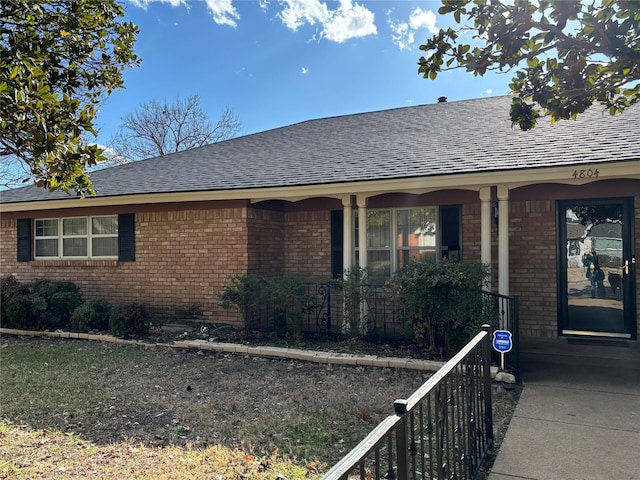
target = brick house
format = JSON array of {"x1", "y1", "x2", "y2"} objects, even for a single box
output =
[{"x1": 1, "y1": 96, "x2": 638, "y2": 341}]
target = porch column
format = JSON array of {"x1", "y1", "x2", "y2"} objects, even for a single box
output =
[
  {"x1": 480, "y1": 187, "x2": 492, "y2": 291},
  {"x1": 342, "y1": 195, "x2": 353, "y2": 277},
  {"x1": 497, "y1": 185, "x2": 510, "y2": 295},
  {"x1": 357, "y1": 195, "x2": 368, "y2": 272}
]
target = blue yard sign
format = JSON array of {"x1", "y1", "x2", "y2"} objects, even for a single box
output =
[{"x1": 492, "y1": 330, "x2": 513, "y2": 353}]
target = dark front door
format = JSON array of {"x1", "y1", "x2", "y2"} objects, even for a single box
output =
[{"x1": 558, "y1": 198, "x2": 637, "y2": 339}]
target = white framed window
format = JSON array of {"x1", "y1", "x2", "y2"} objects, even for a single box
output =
[
  {"x1": 355, "y1": 207, "x2": 438, "y2": 284},
  {"x1": 91, "y1": 216, "x2": 119, "y2": 257},
  {"x1": 34, "y1": 218, "x2": 59, "y2": 258},
  {"x1": 34, "y1": 216, "x2": 118, "y2": 259}
]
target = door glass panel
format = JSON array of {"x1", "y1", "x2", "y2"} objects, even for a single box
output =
[{"x1": 565, "y1": 203, "x2": 625, "y2": 333}]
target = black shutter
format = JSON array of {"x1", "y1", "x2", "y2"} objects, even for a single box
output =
[
  {"x1": 17, "y1": 218, "x2": 32, "y2": 262},
  {"x1": 440, "y1": 205, "x2": 461, "y2": 261},
  {"x1": 331, "y1": 210, "x2": 343, "y2": 278},
  {"x1": 118, "y1": 213, "x2": 135, "y2": 261}
]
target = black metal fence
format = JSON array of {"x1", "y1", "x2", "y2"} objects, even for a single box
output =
[
  {"x1": 245, "y1": 284, "x2": 519, "y2": 376},
  {"x1": 481, "y1": 291, "x2": 520, "y2": 382},
  {"x1": 321, "y1": 325, "x2": 494, "y2": 480},
  {"x1": 246, "y1": 282, "x2": 413, "y2": 340}
]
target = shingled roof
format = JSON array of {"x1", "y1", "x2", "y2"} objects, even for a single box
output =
[{"x1": 2, "y1": 95, "x2": 639, "y2": 204}]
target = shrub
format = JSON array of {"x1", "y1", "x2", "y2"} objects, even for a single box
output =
[
  {"x1": 386, "y1": 260, "x2": 491, "y2": 357},
  {"x1": 70, "y1": 298, "x2": 113, "y2": 333},
  {"x1": 219, "y1": 274, "x2": 315, "y2": 337},
  {"x1": 218, "y1": 274, "x2": 268, "y2": 332},
  {"x1": 109, "y1": 302, "x2": 150, "y2": 337},
  {"x1": 1, "y1": 276, "x2": 84, "y2": 331},
  {"x1": 1, "y1": 275, "x2": 28, "y2": 326},
  {"x1": 4, "y1": 293, "x2": 47, "y2": 329},
  {"x1": 31, "y1": 280, "x2": 83, "y2": 330},
  {"x1": 266, "y1": 274, "x2": 315, "y2": 338}
]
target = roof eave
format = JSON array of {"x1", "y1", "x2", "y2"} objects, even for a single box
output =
[{"x1": 1, "y1": 160, "x2": 638, "y2": 213}]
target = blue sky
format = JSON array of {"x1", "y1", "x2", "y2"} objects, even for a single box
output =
[{"x1": 95, "y1": 0, "x2": 514, "y2": 149}]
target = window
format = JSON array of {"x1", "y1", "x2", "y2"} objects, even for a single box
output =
[
  {"x1": 34, "y1": 216, "x2": 118, "y2": 259},
  {"x1": 355, "y1": 207, "x2": 438, "y2": 285},
  {"x1": 35, "y1": 219, "x2": 59, "y2": 257},
  {"x1": 92, "y1": 216, "x2": 119, "y2": 257}
]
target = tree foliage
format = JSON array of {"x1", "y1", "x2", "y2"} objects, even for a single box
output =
[
  {"x1": 111, "y1": 95, "x2": 241, "y2": 161},
  {"x1": 418, "y1": 0, "x2": 640, "y2": 130},
  {"x1": 0, "y1": 0, "x2": 139, "y2": 195}
]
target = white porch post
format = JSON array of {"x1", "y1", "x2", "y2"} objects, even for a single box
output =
[
  {"x1": 480, "y1": 186, "x2": 492, "y2": 291},
  {"x1": 356, "y1": 195, "x2": 369, "y2": 329},
  {"x1": 497, "y1": 185, "x2": 510, "y2": 295},
  {"x1": 357, "y1": 195, "x2": 368, "y2": 272},
  {"x1": 342, "y1": 195, "x2": 353, "y2": 277}
]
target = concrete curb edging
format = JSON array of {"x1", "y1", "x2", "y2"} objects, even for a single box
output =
[{"x1": 1, "y1": 328, "x2": 499, "y2": 375}]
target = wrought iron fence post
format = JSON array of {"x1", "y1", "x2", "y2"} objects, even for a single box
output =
[
  {"x1": 394, "y1": 399, "x2": 409, "y2": 480},
  {"x1": 512, "y1": 295, "x2": 520, "y2": 382},
  {"x1": 481, "y1": 324, "x2": 494, "y2": 448}
]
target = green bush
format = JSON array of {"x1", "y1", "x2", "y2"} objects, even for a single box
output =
[
  {"x1": 386, "y1": 260, "x2": 491, "y2": 357},
  {"x1": 109, "y1": 302, "x2": 150, "y2": 337},
  {"x1": 218, "y1": 274, "x2": 268, "y2": 332},
  {"x1": 266, "y1": 274, "x2": 315, "y2": 338},
  {"x1": 70, "y1": 298, "x2": 113, "y2": 333},
  {"x1": 31, "y1": 280, "x2": 83, "y2": 330},
  {"x1": 219, "y1": 274, "x2": 315, "y2": 337},
  {"x1": 4, "y1": 293, "x2": 47, "y2": 329},
  {"x1": 1, "y1": 275, "x2": 29, "y2": 326},
  {"x1": 1, "y1": 276, "x2": 83, "y2": 330}
]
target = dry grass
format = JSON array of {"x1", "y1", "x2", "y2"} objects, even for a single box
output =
[{"x1": 0, "y1": 421, "x2": 315, "y2": 480}]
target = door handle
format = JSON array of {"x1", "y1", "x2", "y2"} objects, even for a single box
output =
[{"x1": 624, "y1": 260, "x2": 629, "y2": 275}]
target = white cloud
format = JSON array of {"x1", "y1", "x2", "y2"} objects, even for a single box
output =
[
  {"x1": 129, "y1": 0, "x2": 239, "y2": 27},
  {"x1": 486, "y1": 89, "x2": 493, "y2": 95},
  {"x1": 388, "y1": 7, "x2": 438, "y2": 51},
  {"x1": 278, "y1": 0, "x2": 376, "y2": 43},
  {"x1": 409, "y1": 8, "x2": 437, "y2": 33},
  {"x1": 129, "y1": 0, "x2": 188, "y2": 8},
  {"x1": 301, "y1": 67, "x2": 309, "y2": 74},
  {"x1": 90, "y1": 145, "x2": 132, "y2": 171},
  {"x1": 205, "y1": 0, "x2": 240, "y2": 27},
  {"x1": 129, "y1": 0, "x2": 377, "y2": 39}
]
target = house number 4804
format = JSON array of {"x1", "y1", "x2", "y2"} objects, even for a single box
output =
[{"x1": 572, "y1": 169, "x2": 599, "y2": 179}]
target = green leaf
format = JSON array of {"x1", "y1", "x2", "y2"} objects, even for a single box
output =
[{"x1": 0, "y1": 0, "x2": 139, "y2": 194}]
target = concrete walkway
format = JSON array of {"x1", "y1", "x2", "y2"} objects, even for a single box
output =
[{"x1": 489, "y1": 338, "x2": 640, "y2": 480}]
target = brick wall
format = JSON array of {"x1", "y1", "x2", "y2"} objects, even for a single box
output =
[
  {"x1": 1, "y1": 207, "x2": 249, "y2": 326},
  {"x1": 509, "y1": 199, "x2": 558, "y2": 337},
  {"x1": 247, "y1": 207, "x2": 285, "y2": 277},
  {"x1": 284, "y1": 210, "x2": 332, "y2": 280},
  {"x1": 461, "y1": 202, "x2": 482, "y2": 261}
]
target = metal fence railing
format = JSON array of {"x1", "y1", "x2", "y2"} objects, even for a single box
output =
[
  {"x1": 245, "y1": 284, "x2": 520, "y2": 380},
  {"x1": 321, "y1": 325, "x2": 494, "y2": 480},
  {"x1": 481, "y1": 291, "x2": 520, "y2": 382}
]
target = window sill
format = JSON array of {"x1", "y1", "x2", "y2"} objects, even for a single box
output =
[{"x1": 31, "y1": 260, "x2": 120, "y2": 268}]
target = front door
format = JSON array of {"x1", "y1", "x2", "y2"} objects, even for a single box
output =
[{"x1": 558, "y1": 198, "x2": 637, "y2": 339}]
